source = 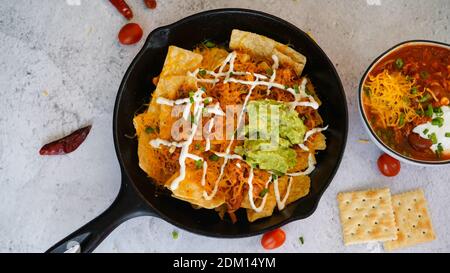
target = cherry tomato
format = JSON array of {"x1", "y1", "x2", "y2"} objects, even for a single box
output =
[
  {"x1": 118, "y1": 23, "x2": 143, "y2": 45},
  {"x1": 144, "y1": 0, "x2": 157, "y2": 9},
  {"x1": 261, "y1": 228, "x2": 286, "y2": 250},
  {"x1": 377, "y1": 153, "x2": 401, "y2": 177}
]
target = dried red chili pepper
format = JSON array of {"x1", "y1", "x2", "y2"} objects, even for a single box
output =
[
  {"x1": 144, "y1": 0, "x2": 157, "y2": 9},
  {"x1": 39, "y1": 125, "x2": 92, "y2": 155},
  {"x1": 109, "y1": 0, "x2": 133, "y2": 20}
]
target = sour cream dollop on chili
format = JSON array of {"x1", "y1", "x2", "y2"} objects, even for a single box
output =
[{"x1": 413, "y1": 106, "x2": 450, "y2": 156}]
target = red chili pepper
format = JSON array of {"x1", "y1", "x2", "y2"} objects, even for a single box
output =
[
  {"x1": 144, "y1": 0, "x2": 157, "y2": 9},
  {"x1": 39, "y1": 125, "x2": 92, "y2": 156},
  {"x1": 109, "y1": 0, "x2": 133, "y2": 20}
]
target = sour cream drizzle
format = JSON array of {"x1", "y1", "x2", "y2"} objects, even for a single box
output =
[
  {"x1": 273, "y1": 176, "x2": 293, "y2": 210},
  {"x1": 299, "y1": 125, "x2": 329, "y2": 151},
  {"x1": 247, "y1": 169, "x2": 273, "y2": 212}
]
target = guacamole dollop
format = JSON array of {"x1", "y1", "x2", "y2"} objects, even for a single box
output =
[{"x1": 235, "y1": 100, "x2": 307, "y2": 174}]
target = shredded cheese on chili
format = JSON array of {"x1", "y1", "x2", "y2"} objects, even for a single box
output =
[{"x1": 363, "y1": 70, "x2": 423, "y2": 128}]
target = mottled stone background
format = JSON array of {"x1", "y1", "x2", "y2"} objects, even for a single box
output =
[{"x1": 0, "y1": 0, "x2": 449, "y2": 252}]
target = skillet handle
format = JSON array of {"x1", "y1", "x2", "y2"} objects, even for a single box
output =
[{"x1": 46, "y1": 174, "x2": 156, "y2": 253}]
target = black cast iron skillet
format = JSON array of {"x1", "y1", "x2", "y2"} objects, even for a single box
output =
[{"x1": 47, "y1": 8, "x2": 348, "y2": 253}]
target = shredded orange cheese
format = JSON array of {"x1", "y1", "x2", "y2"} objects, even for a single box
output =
[{"x1": 363, "y1": 70, "x2": 423, "y2": 129}]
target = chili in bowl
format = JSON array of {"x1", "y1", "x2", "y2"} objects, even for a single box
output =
[{"x1": 359, "y1": 40, "x2": 450, "y2": 165}]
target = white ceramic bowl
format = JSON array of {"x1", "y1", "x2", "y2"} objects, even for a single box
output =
[{"x1": 358, "y1": 40, "x2": 450, "y2": 166}]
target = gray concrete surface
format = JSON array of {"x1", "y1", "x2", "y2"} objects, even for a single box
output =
[{"x1": 0, "y1": 0, "x2": 449, "y2": 253}]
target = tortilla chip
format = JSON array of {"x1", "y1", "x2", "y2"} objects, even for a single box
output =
[
  {"x1": 286, "y1": 175, "x2": 311, "y2": 205},
  {"x1": 289, "y1": 149, "x2": 315, "y2": 172},
  {"x1": 245, "y1": 182, "x2": 278, "y2": 222},
  {"x1": 134, "y1": 46, "x2": 203, "y2": 180},
  {"x1": 166, "y1": 169, "x2": 225, "y2": 209},
  {"x1": 160, "y1": 46, "x2": 203, "y2": 78},
  {"x1": 133, "y1": 113, "x2": 174, "y2": 183},
  {"x1": 229, "y1": 29, "x2": 307, "y2": 75},
  {"x1": 310, "y1": 132, "x2": 326, "y2": 151}
]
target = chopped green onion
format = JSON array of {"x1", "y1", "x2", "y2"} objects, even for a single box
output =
[
  {"x1": 203, "y1": 40, "x2": 216, "y2": 48},
  {"x1": 293, "y1": 84, "x2": 300, "y2": 94},
  {"x1": 434, "y1": 107, "x2": 444, "y2": 117},
  {"x1": 299, "y1": 236, "x2": 304, "y2": 245},
  {"x1": 195, "y1": 143, "x2": 201, "y2": 150},
  {"x1": 259, "y1": 188, "x2": 269, "y2": 197},
  {"x1": 420, "y1": 71, "x2": 429, "y2": 79},
  {"x1": 363, "y1": 87, "x2": 371, "y2": 97},
  {"x1": 194, "y1": 159, "x2": 203, "y2": 169},
  {"x1": 398, "y1": 113, "x2": 405, "y2": 126},
  {"x1": 437, "y1": 143, "x2": 444, "y2": 158},
  {"x1": 190, "y1": 114, "x2": 196, "y2": 125},
  {"x1": 410, "y1": 87, "x2": 418, "y2": 94},
  {"x1": 209, "y1": 154, "x2": 219, "y2": 161},
  {"x1": 271, "y1": 174, "x2": 278, "y2": 181},
  {"x1": 445, "y1": 132, "x2": 450, "y2": 138},
  {"x1": 419, "y1": 93, "x2": 431, "y2": 103},
  {"x1": 431, "y1": 117, "x2": 444, "y2": 127},
  {"x1": 416, "y1": 109, "x2": 424, "y2": 116},
  {"x1": 200, "y1": 86, "x2": 206, "y2": 92},
  {"x1": 266, "y1": 68, "x2": 273, "y2": 76},
  {"x1": 145, "y1": 127, "x2": 155, "y2": 134},
  {"x1": 204, "y1": 98, "x2": 211, "y2": 105},
  {"x1": 423, "y1": 129, "x2": 429, "y2": 135},
  {"x1": 395, "y1": 58, "x2": 404, "y2": 69},
  {"x1": 429, "y1": 133, "x2": 438, "y2": 144},
  {"x1": 172, "y1": 231, "x2": 179, "y2": 239},
  {"x1": 284, "y1": 85, "x2": 289, "y2": 90},
  {"x1": 198, "y1": 69, "x2": 207, "y2": 76},
  {"x1": 425, "y1": 104, "x2": 434, "y2": 117},
  {"x1": 189, "y1": 91, "x2": 195, "y2": 103}
]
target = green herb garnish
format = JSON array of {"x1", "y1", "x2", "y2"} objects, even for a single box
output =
[
  {"x1": 271, "y1": 174, "x2": 278, "y2": 181},
  {"x1": 200, "y1": 86, "x2": 206, "y2": 92},
  {"x1": 203, "y1": 40, "x2": 216, "y2": 48},
  {"x1": 145, "y1": 127, "x2": 155, "y2": 134},
  {"x1": 195, "y1": 143, "x2": 201, "y2": 150},
  {"x1": 198, "y1": 69, "x2": 207, "y2": 76},
  {"x1": 445, "y1": 132, "x2": 450, "y2": 138},
  {"x1": 419, "y1": 93, "x2": 431, "y2": 103},
  {"x1": 299, "y1": 236, "x2": 304, "y2": 245},
  {"x1": 203, "y1": 98, "x2": 211, "y2": 105},
  {"x1": 425, "y1": 104, "x2": 434, "y2": 117},
  {"x1": 420, "y1": 71, "x2": 429, "y2": 79},
  {"x1": 259, "y1": 188, "x2": 269, "y2": 197},
  {"x1": 431, "y1": 117, "x2": 444, "y2": 127},
  {"x1": 363, "y1": 87, "x2": 371, "y2": 97},
  {"x1": 395, "y1": 58, "x2": 404, "y2": 69},
  {"x1": 209, "y1": 154, "x2": 219, "y2": 161},
  {"x1": 189, "y1": 91, "x2": 195, "y2": 103},
  {"x1": 410, "y1": 87, "x2": 418, "y2": 94},
  {"x1": 437, "y1": 143, "x2": 444, "y2": 158},
  {"x1": 434, "y1": 107, "x2": 444, "y2": 117},
  {"x1": 190, "y1": 114, "x2": 196, "y2": 125},
  {"x1": 194, "y1": 159, "x2": 203, "y2": 169},
  {"x1": 398, "y1": 113, "x2": 405, "y2": 126},
  {"x1": 423, "y1": 129, "x2": 429, "y2": 135},
  {"x1": 266, "y1": 68, "x2": 273, "y2": 76},
  {"x1": 429, "y1": 132, "x2": 438, "y2": 144},
  {"x1": 172, "y1": 231, "x2": 179, "y2": 240},
  {"x1": 293, "y1": 84, "x2": 300, "y2": 94}
]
